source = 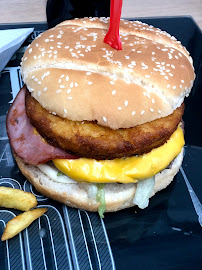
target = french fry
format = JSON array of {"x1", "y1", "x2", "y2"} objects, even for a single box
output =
[
  {"x1": 1, "y1": 208, "x2": 47, "y2": 241},
  {"x1": 0, "y1": 187, "x2": 37, "y2": 211}
]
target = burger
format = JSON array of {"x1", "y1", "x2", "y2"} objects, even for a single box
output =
[{"x1": 6, "y1": 18, "x2": 195, "y2": 217}]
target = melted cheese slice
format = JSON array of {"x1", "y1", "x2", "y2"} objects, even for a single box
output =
[{"x1": 53, "y1": 126, "x2": 184, "y2": 184}]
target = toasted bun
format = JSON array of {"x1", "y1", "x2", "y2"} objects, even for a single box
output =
[
  {"x1": 21, "y1": 18, "x2": 194, "y2": 129},
  {"x1": 14, "y1": 149, "x2": 183, "y2": 212}
]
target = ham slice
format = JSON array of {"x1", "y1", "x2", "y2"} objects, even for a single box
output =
[{"x1": 6, "y1": 86, "x2": 78, "y2": 165}]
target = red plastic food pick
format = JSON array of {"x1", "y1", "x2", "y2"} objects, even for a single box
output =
[{"x1": 104, "y1": 0, "x2": 123, "y2": 50}]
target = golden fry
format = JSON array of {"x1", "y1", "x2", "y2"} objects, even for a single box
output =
[
  {"x1": 1, "y1": 208, "x2": 47, "y2": 241},
  {"x1": 0, "y1": 187, "x2": 37, "y2": 211}
]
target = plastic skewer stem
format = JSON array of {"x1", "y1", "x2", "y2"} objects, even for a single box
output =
[{"x1": 104, "y1": 0, "x2": 123, "y2": 50}]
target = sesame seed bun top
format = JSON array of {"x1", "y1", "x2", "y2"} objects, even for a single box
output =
[{"x1": 21, "y1": 17, "x2": 195, "y2": 129}]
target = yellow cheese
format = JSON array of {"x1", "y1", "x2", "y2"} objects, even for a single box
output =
[{"x1": 53, "y1": 126, "x2": 184, "y2": 184}]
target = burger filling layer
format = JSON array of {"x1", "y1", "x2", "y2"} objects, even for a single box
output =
[
  {"x1": 52, "y1": 126, "x2": 184, "y2": 184},
  {"x1": 25, "y1": 90, "x2": 184, "y2": 160}
]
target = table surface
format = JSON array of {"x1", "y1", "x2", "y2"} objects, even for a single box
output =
[{"x1": 0, "y1": 0, "x2": 201, "y2": 29}]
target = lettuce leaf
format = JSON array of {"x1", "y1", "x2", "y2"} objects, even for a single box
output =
[{"x1": 96, "y1": 184, "x2": 106, "y2": 218}]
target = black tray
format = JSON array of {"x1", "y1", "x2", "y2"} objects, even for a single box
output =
[{"x1": 0, "y1": 16, "x2": 202, "y2": 270}]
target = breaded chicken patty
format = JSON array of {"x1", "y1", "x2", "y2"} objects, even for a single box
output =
[{"x1": 25, "y1": 89, "x2": 184, "y2": 160}]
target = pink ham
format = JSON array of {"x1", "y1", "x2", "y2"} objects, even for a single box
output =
[{"x1": 6, "y1": 86, "x2": 78, "y2": 165}]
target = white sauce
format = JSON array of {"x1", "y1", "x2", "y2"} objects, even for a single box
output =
[
  {"x1": 37, "y1": 164, "x2": 76, "y2": 184},
  {"x1": 87, "y1": 185, "x2": 98, "y2": 199},
  {"x1": 133, "y1": 176, "x2": 155, "y2": 209}
]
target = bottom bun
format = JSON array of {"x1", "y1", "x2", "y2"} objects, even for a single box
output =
[{"x1": 14, "y1": 149, "x2": 183, "y2": 212}]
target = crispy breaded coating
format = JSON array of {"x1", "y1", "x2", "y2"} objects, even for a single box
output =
[{"x1": 25, "y1": 90, "x2": 184, "y2": 160}]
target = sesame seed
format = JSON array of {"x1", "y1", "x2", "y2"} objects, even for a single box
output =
[
  {"x1": 67, "y1": 89, "x2": 71, "y2": 94},
  {"x1": 181, "y1": 80, "x2": 184, "y2": 83},
  {"x1": 67, "y1": 96, "x2": 72, "y2": 100},
  {"x1": 38, "y1": 91, "x2": 41, "y2": 97},
  {"x1": 110, "y1": 81, "x2": 114, "y2": 85},
  {"x1": 37, "y1": 81, "x2": 41, "y2": 85},
  {"x1": 124, "y1": 100, "x2": 128, "y2": 106},
  {"x1": 64, "y1": 109, "x2": 67, "y2": 114},
  {"x1": 58, "y1": 79, "x2": 62, "y2": 83},
  {"x1": 45, "y1": 39, "x2": 49, "y2": 42},
  {"x1": 70, "y1": 82, "x2": 74, "y2": 88},
  {"x1": 118, "y1": 107, "x2": 122, "y2": 110},
  {"x1": 56, "y1": 89, "x2": 61, "y2": 93},
  {"x1": 31, "y1": 75, "x2": 35, "y2": 79},
  {"x1": 86, "y1": 72, "x2": 92, "y2": 75},
  {"x1": 34, "y1": 55, "x2": 37, "y2": 59},
  {"x1": 60, "y1": 74, "x2": 65, "y2": 78},
  {"x1": 88, "y1": 82, "x2": 93, "y2": 85},
  {"x1": 167, "y1": 84, "x2": 170, "y2": 88},
  {"x1": 34, "y1": 78, "x2": 38, "y2": 81},
  {"x1": 141, "y1": 110, "x2": 145, "y2": 115},
  {"x1": 132, "y1": 111, "x2": 136, "y2": 116},
  {"x1": 145, "y1": 75, "x2": 150, "y2": 79},
  {"x1": 29, "y1": 48, "x2": 32, "y2": 53},
  {"x1": 173, "y1": 86, "x2": 176, "y2": 89},
  {"x1": 103, "y1": 116, "x2": 107, "y2": 122},
  {"x1": 150, "y1": 108, "x2": 154, "y2": 112},
  {"x1": 112, "y1": 90, "x2": 116, "y2": 95},
  {"x1": 168, "y1": 53, "x2": 173, "y2": 59},
  {"x1": 158, "y1": 110, "x2": 162, "y2": 113},
  {"x1": 43, "y1": 87, "x2": 47, "y2": 92},
  {"x1": 60, "y1": 85, "x2": 65, "y2": 88}
]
